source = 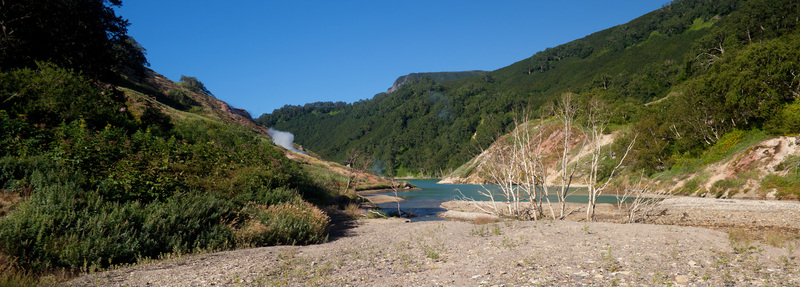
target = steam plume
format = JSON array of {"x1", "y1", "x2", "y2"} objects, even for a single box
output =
[{"x1": 267, "y1": 128, "x2": 307, "y2": 154}]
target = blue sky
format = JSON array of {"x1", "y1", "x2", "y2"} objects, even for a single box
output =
[{"x1": 117, "y1": 1, "x2": 671, "y2": 118}]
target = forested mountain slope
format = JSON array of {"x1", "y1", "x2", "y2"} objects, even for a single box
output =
[{"x1": 259, "y1": 0, "x2": 800, "y2": 179}]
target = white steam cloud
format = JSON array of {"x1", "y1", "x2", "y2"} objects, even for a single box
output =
[{"x1": 267, "y1": 128, "x2": 307, "y2": 154}]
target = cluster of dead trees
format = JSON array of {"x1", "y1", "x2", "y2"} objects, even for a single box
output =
[{"x1": 472, "y1": 93, "x2": 665, "y2": 223}]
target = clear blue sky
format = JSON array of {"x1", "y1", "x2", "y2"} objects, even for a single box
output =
[{"x1": 117, "y1": 1, "x2": 671, "y2": 118}]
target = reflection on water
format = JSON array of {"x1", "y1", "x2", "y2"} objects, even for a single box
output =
[{"x1": 375, "y1": 179, "x2": 627, "y2": 221}]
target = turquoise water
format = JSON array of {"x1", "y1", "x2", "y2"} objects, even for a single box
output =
[{"x1": 375, "y1": 179, "x2": 625, "y2": 221}]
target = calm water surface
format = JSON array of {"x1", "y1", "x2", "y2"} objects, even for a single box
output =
[{"x1": 375, "y1": 179, "x2": 624, "y2": 221}]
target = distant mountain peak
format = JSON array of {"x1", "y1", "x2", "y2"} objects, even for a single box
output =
[{"x1": 387, "y1": 70, "x2": 485, "y2": 93}]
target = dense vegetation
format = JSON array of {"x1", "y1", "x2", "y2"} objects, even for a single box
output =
[
  {"x1": 387, "y1": 71, "x2": 485, "y2": 93},
  {"x1": 258, "y1": 0, "x2": 800, "y2": 178},
  {"x1": 0, "y1": 0, "x2": 332, "y2": 281}
]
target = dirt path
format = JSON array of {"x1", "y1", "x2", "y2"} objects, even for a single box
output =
[{"x1": 68, "y1": 198, "x2": 800, "y2": 286}]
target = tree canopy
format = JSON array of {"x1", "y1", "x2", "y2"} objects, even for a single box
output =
[{"x1": 0, "y1": 0, "x2": 148, "y2": 78}]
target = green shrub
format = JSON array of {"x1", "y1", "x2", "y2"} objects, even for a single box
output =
[
  {"x1": 237, "y1": 201, "x2": 329, "y2": 247},
  {"x1": 761, "y1": 173, "x2": 800, "y2": 198},
  {"x1": 0, "y1": 62, "x2": 135, "y2": 130},
  {"x1": 159, "y1": 89, "x2": 199, "y2": 111},
  {"x1": 0, "y1": 185, "x2": 240, "y2": 271},
  {"x1": 710, "y1": 178, "x2": 746, "y2": 198},
  {"x1": 765, "y1": 100, "x2": 800, "y2": 135},
  {"x1": 0, "y1": 181, "x2": 143, "y2": 270},
  {"x1": 0, "y1": 111, "x2": 44, "y2": 157},
  {"x1": 0, "y1": 66, "x2": 333, "y2": 274},
  {"x1": 140, "y1": 192, "x2": 237, "y2": 256},
  {"x1": 178, "y1": 75, "x2": 214, "y2": 97},
  {"x1": 775, "y1": 155, "x2": 800, "y2": 172},
  {"x1": 701, "y1": 129, "x2": 766, "y2": 165},
  {"x1": 676, "y1": 174, "x2": 708, "y2": 195}
]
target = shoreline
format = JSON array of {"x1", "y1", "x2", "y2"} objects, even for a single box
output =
[{"x1": 437, "y1": 197, "x2": 800, "y2": 230}]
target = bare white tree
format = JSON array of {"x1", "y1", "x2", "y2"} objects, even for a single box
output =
[
  {"x1": 476, "y1": 118, "x2": 529, "y2": 219},
  {"x1": 585, "y1": 98, "x2": 636, "y2": 221},
  {"x1": 554, "y1": 93, "x2": 583, "y2": 219},
  {"x1": 615, "y1": 172, "x2": 666, "y2": 223},
  {"x1": 472, "y1": 111, "x2": 550, "y2": 220}
]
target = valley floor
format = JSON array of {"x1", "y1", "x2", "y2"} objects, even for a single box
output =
[{"x1": 68, "y1": 198, "x2": 800, "y2": 286}]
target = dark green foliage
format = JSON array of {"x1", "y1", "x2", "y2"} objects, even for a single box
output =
[
  {"x1": 0, "y1": 62, "x2": 136, "y2": 130},
  {"x1": 0, "y1": 111, "x2": 328, "y2": 272},
  {"x1": 0, "y1": 178, "x2": 238, "y2": 270},
  {"x1": 160, "y1": 89, "x2": 200, "y2": 111},
  {"x1": 179, "y1": 75, "x2": 214, "y2": 97},
  {"x1": 0, "y1": 63, "x2": 332, "y2": 273},
  {"x1": 0, "y1": 0, "x2": 147, "y2": 78}
]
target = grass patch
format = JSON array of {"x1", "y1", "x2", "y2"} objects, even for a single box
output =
[
  {"x1": 238, "y1": 201, "x2": 330, "y2": 247},
  {"x1": 657, "y1": 129, "x2": 767, "y2": 192},
  {"x1": 473, "y1": 216, "x2": 500, "y2": 225},
  {"x1": 675, "y1": 174, "x2": 709, "y2": 195},
  {"x1": 775, "y1": 155, "x2": 800, "y2": 172},
  {"x1": 761, "y1": 173, "x2": 800, "y2": 198},
  {"x1": 688, "y1": 17, "x2": 716, "y2": 31},
  {"x1": 710, "y1": 178, "x2": 746, "y2": 198},
  {"x1": 727, "y1": 227, "x2": 799, "y2": 248}
]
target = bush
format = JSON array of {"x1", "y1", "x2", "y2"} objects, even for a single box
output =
[
  {"x1": 237, "y1": 201, "x2": 329, "y2": 247},
  {"x1": 675, "y1": 174, "x2": 708, "y2": 195},
  {"x1": 0, "y1": 65, "x2": 334, "y2": 274},
  {"x1": 0, "y1": 185, "x2": 239, "y2": 271},
  {"x1": 179, "y1": 75, "x2": 214, "y2": 97},
  {"x1": 0, "y1": 62, "x2": 135, "y2": 130},
  {"x1": 765, "y1": 100, "x2": 800, "y2": 135},
  {"x1": 140, "y1": 192, "x2": 237, "y2": 256},
  {"x1": 710, "y1": 178, "x2": 746, "y2": 198},
  {"x1": 159, "y1": 89, "x2": 199, "y2": 111},
  {"x1": 0, "y1": 180, "x2": 141, "y2": 270},
  {"x1": 761, "y1": 173, "x2": 800, "y2": 198}
]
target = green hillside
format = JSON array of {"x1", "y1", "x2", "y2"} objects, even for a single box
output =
[
  {"x1": 260, "y1": 0, "x2": 800, "y2": 177},
  {"x1": 0, "y1": 1, "x2": 391, "y2": 282}
]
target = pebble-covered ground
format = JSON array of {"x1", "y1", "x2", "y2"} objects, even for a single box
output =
[{"x1": 68, "y1": 197, "x2": 800, "y2": 286}]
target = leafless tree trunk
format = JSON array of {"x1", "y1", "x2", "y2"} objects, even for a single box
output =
[
  {"x1": 473, "y1": 111, "x2": 550, "y2": 220},
  {"x1": 585, "y1": 99, "x2": 636, "y2": 221},
  {"x1": 478, "y1": 131, "x2": 524, "y2": 218},
  {"x1": 615, "y1": 172, "x2": 667, "y2": 223},
  {"x1": 343, "y1": 149, "x2": 373, "y2": 194},
  {"x1": 514, "y1": 112, "x2": 545, "y2": 220},
  {"x1": 555, "y1": 93, "x2": 582, "y2": 219}
]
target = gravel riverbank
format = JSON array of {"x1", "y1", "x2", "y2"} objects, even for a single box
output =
[{"x1": 68, "y1": 197, "x2": 800, "y2": 286}]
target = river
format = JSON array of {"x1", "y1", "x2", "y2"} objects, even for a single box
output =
[{"x1": 375, "y1": 179, "x2": 628, "y2": 221}]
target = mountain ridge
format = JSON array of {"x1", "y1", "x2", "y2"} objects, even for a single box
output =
[{"x1": 387, "y1": 70, "x2": 486, "y2": 93}]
